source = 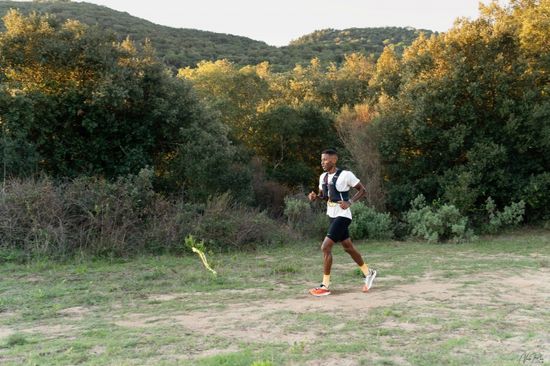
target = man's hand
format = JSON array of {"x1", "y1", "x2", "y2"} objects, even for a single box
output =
[
  {"x1": 339, "y1": 201, "x2": 351, "y2": 209},
  {"x1": 308, "y1": 191, "x2": 318, "y2": 202}
]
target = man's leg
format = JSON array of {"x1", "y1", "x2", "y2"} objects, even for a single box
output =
[
  {"x1": 309, "y1": 217, "x2": 338, "y2": 296},
  {"x1": 342, "y1": 220, "x2": 376, "y2": 292},
  {"x1": 341, "y1": 238, "x2": 365, "y2": 267},
  {"x1": 339, "y1": 217, "x2": 367, "y2": 272},
  {"x1": 341, "y1": 237, "x2": 376, "y2": 292},
  {"x1": 309, "y1": 236, "x2": 335, "y2": 296},
  {"x1": 341, "y1": 238, "x2": 370, "y2": 279},
  {"x1": 321, "y1": 236, "x2": 335, "y2": 287}
]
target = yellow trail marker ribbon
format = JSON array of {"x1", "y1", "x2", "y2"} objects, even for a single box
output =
[{"x1": 191, "y1": 246, "x2": 217, "y2": 276}]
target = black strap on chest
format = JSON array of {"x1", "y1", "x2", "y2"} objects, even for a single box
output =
[{"x1": 322, "y1": 169, "x2": 349, "y2": 202}]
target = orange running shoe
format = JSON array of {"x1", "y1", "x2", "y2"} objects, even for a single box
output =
[{"x1": 309, "y1": 284, "x2": 331, "y2": 297}]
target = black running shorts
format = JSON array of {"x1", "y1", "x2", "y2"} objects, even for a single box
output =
[{"x1": 326, "y1": 216, "x2": 352, "y2": 242}]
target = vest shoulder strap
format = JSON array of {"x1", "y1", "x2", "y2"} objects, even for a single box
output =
[
  {"x1": 324, "y1": 169, "x2": 344, "y2": 185},
  {"x1": 332, "y1": 169, "x2": 343, "y2": 185}
]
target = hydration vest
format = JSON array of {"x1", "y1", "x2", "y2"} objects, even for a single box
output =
[{"x1": 322, "y1": 169, "x2": 350, "y2": 202}]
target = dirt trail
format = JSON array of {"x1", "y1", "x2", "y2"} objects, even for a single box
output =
[
  {"x1": 1, "y1": 269, "x2": 546, "y2": 366},
  {"x1": 167, "y1": 277, "x2": 459, "y2": 343},
  {"x1": 0, "y1": 327, "x2": 14, "y2": 339},
  {"x1": 112, "y1": 269, "x2": 549, "y2": 344}
]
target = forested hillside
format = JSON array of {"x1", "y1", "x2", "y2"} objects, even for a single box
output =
[
  {"x1": 0, "y1": 0, "x2": 431, "y2": 70},
  {"x1": 285, "y1": 27, "x2": 429, "y2": 64},
  {"x1": 1, "y1": 0, "x2": 548, "y2": 259}
]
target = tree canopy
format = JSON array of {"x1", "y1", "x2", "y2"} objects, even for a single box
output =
[
  {"x1": 373, "y1": 0, "x2": 550, "y2": 221},
  {"x1": 0, "y1": 10, "x2": 246, "y2": 200}
]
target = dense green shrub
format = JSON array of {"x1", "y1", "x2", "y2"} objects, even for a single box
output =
[
  {"x1": 349, "y1": 202, "x2": 394, "y2": 240},
  {"x1": 310, "y1": 211, "x2": 331, "y2": 239},
  {"x1": 250, "y1": 104, "x2": 337, "y2": 187},
  {"x1": 521, "y1": 173, "x2": 550, "y2": 222},
  {"x1": 484, "y1": 197, "x2": 526, "y2": 234},
  {"x1": 285, "y1": 197, "x2": 396, "y2": 241},
  {"x1": 404, "y1": 195, "x2": 474, "y2": 243}
]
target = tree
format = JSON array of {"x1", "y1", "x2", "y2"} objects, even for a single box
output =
[
  {"x1": 369, "y1": 46, "x2": 402, "y2": 98},
  {"x1": 0, "y1": 10, "x2": 247, "y2": 200},
  {"x1": 250, "y1": 104, "x2": 336, "y2": 187},
  {"x1": 335, "y1": 103, "x2": 385, "y2": 210},
  {"x1": 374, "y1": 0, "x2": 550, "y2": 221},
  {"x1": 178, "y1": 60, "x2": 270, "y2": 145}
]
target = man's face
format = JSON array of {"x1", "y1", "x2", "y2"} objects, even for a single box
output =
[{"x1": 321, "y1": 153, "x2": 337, "y2": 172}]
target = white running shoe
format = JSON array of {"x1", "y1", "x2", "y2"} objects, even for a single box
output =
[{"x1": 362, "y1": 269, "x2": 377, "y2": 292}]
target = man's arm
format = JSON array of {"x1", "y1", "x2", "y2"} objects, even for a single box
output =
[
  {"x1": 350, "y1": 182, "x2": 366, "y2": 203},
  {"x1": 308, "y1": 189, "x2": 325, "y2": 202},
  {"x1": 308, "y1": 191, "x2": 318, "y2": 201},
  {"x1": 339, "y1": 182, "x2": 366, "y2": 209},
  {"x1": 309, "y1": 177, "x2": 325, "y2": 202}
]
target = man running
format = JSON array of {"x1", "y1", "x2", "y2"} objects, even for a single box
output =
[{"x1": 307, "y1": 149, "x2": 376, "y2": 296}]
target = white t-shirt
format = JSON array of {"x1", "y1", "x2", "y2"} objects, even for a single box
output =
[{"x1": 318, "y1": 170, "x2": 360, "y2": 219}]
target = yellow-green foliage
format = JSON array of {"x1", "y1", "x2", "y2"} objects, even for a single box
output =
[{"x1": 375, "y1": 0, "x2": 550, "y2": 222}]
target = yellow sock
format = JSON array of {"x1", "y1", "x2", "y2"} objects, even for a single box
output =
[
  {"x1": 359, "y1": 263, "x2": 369, "y2": 276},
  {"x1": 322, "y1": 274, "x2": 330, "y2": 288}
]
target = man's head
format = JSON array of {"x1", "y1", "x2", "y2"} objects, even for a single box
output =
[{"x1": 321, "y1": 149, "x2": 338, "y2": 172}]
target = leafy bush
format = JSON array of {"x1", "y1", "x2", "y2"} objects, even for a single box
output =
[
  {"x1": 309, "y1": 211, "x2": 331, "y2": 239},
  {"x1": 284, "y1": 196, "x2": 310, "y2": 229},
  {"x1": 250, "y1": 104, "x2": 337, "y2": 187},
  {"x1": 404, "y1": 195, "x2": 474, "y2": 243},
  {"x1": 484, "y1": 197, "x2": 526, "y2": 234},
  {"x1": 521, "y1": 173, "x2": 550, "y2": 222},
  {"x1": 0, "y1": 169, "x2": 181, "y2": 259},
  {"x1": 283, "y1": 196, "x2": 327, "y2": 239},
  {"x1": 349, "y1": 202, "x2": 394, "y2": 240},
  {"x1": 285, "y1": 197, "x2": 396, "y2": 241},
  {"x1": 192, "y1": 193, "x2": 285, "y2": 251},
  {"x1": 0, "y1": 175, "x2": 68, "y2": 258},
  {"x1": 0, "y1": 172, "x2": 283, "y2": 260}
]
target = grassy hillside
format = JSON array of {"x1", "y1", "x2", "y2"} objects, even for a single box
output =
[{"x1": 0, "y1": 1, "x2": 432, "y2": 71}]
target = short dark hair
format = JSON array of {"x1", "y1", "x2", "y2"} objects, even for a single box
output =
[{"x1": 322, "y1": 148, "x2": 338, "y2": 156}]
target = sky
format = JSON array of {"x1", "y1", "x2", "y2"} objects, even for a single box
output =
[{"x1": 71, "y1": 0, "x2": 499, "y2": 46}]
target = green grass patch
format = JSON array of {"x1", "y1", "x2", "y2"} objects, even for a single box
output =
[{"x1": 0, "y1": 228, "x2": 548, "y2": 365}]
